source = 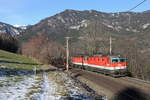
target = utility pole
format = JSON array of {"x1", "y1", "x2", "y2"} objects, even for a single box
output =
[
  {"x1": 65, "y1": 37, "x2": 71, "y2": 71},
  {"x1": 110, "y1": 36, "x2": 112, "y2": 55},
  {"x1": 128, "y1": 14, "x2": 131, "y2": 25}
]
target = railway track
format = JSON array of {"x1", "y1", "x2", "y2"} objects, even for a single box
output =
[
  {"x1": 121, "y1": 76, "x2": 150, "y2": 87},
  {"x1": 119, "y1": 77, "x2": 150, "y2": 95},
  {"x1": 67, "y1": 68, "x2": 150, "y2": 100},
  {"x1": 123, "y1": 76, "x2": 150, "y2": 85}
]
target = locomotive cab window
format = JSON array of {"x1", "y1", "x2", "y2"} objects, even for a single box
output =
[
  {"x1": 120, "y1": 58, "x2": 126, "y2": 62},
  {"x1": 111, "y1": 58, "x2": 119, "y2": 63}
]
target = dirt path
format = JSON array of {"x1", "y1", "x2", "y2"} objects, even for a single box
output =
[{"x1": 0, "y1": 64, "x2": 106, "y2": 100}]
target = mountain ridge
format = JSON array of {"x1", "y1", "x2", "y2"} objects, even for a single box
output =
[
  {"x1": 19, "y1": 9, "x2": 150, "y2": 41},
  {"x1": 0, "y1": 22, "x2": 26, "y2": 36}
]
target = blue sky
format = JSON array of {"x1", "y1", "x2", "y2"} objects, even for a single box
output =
[{"x1": 0, "y1": 0, "x2": 149, "y2": 26}]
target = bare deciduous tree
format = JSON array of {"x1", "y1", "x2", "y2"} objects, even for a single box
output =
[{"x1": 21, "y1": 34, "x2": 65, "y2": 64}]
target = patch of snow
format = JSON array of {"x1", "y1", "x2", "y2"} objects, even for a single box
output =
[
  {"x1": 47, "y1": 20, "x2": 52, "y2": 26},
  {"x1": 126, "y1": 28, "x2": 139, "y2": 32},
  {"x1": 69, "y1": 25, "x2": 81, "y2": 30},
  {"x1": 111, "y1": 13, "x2": 115, "y2": 17},
  {"x1": 0, "y1": 30, "x2": 6, "y2": 33},
  {"x1": 0, "y1": 75, "x2": 39, "y2": 100},
  {"x1": 0, "y1": 70, "x2": 107, "y2": 100},
  {"x1": 103, "y1": 22, "x2": 114, "y2": 29},
  {"x1": 69, "y1": 20, "x2": 88, "y2": 30},
  {"x1": 89, "y1": 10, "x2": 93, "y2": 13},
  {"x1": 13, "y1": 24, "x2": 27, "y2": 30},
  {"x1": 132, "y1": 29, "x2": 139, "y2": 32},
  {"x1": 114, "y1": 26, "x2": 122, "y2": 31},
  {"x1": 142, "y1": 23, "x2": 150, "y2": 29},
  {"x1": 126, "y1": 28, "x2": 130, "y2": 31},
  {"x1": 0, "y1": 24, "x2": 3, "y2": 27},
  {"x1": 13, "y1": 24, "x2": 21, "y2": 27},
  {"x1": 81, "y1": 20, "x2": 88, "y2": 27},
  {"x1": 57, "y1": 16, "x2": 65, "y2": 23},
  {"x1": 12, "y1": 28, "x2": 20, "y2": 35},
  {"x1": 39, "y1": 72, "x2": 61, "y2": 100}
]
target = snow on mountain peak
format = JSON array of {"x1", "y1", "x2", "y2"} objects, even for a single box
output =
[{"x1": 13, "y1": 24, "x2": 27, "y2": 30}]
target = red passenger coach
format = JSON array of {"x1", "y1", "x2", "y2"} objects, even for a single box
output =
[{"x1": 72, "y1": 56, "x2": 128, "y2": 77}]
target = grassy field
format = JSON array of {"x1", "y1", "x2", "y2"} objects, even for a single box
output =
[{"x1": 0, "y1": 50, "x2": 42, "y2": 70}]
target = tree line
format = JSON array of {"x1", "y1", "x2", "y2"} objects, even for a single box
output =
[{"x1": 0, "y1": 33, "x2": 18, "y2": 53}]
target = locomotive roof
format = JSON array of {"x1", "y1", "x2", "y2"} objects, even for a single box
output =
[
  {"x1": 109, "y1": 56, "x2": 125, "y2": 58},
  {"x1": 72, "y1": 55, "x2": 125, "y2": 58}
]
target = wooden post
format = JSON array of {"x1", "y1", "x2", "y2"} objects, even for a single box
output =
[{"x1": 65, "y1": 37, "x2": 70, "y2": 71}]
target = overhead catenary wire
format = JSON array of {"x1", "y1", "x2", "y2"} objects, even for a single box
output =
[
  {"x1": 110, "y1": 0, "x2": 147, "y2": 55},
  {"x1": 127, "y1": 0, "x2": 147, "y2": 25},
  {"x1": 128, "y1": 0, "x2": 147, "y2": 12}
]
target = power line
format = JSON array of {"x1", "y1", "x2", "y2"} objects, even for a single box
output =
[{"x1": 128, "y1": 0, "x2": 147, "y2": 12}]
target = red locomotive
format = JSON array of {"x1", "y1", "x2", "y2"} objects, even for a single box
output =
[{"x1": 72, "y1": 56, "x2": 128, "y2": 77}]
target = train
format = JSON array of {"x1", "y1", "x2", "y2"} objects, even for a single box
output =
[
  {"x1": 71, "y1": 55, "x2": 128, "y2": 77},
  {"x1": 51, "y1": 55, "x2": 128, "y2": 77}
]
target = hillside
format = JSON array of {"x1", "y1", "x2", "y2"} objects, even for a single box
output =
[
  {"x1": 19, "y1": 9, "x2": 150, "y2": 41},
  {"x1": 18, "y1": 9, "x2": 150, "y2": 56},
  {"x1": 0, "y1": 50, "x2": 41, "y2": 70}
]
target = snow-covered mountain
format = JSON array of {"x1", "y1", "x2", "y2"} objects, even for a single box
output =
[
  {"x1": 0, "y1": 22, "x2": 26, "y2": 36},
  {"x1": 13, "y1": 24, "x2": 27, "y2": 30}
]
